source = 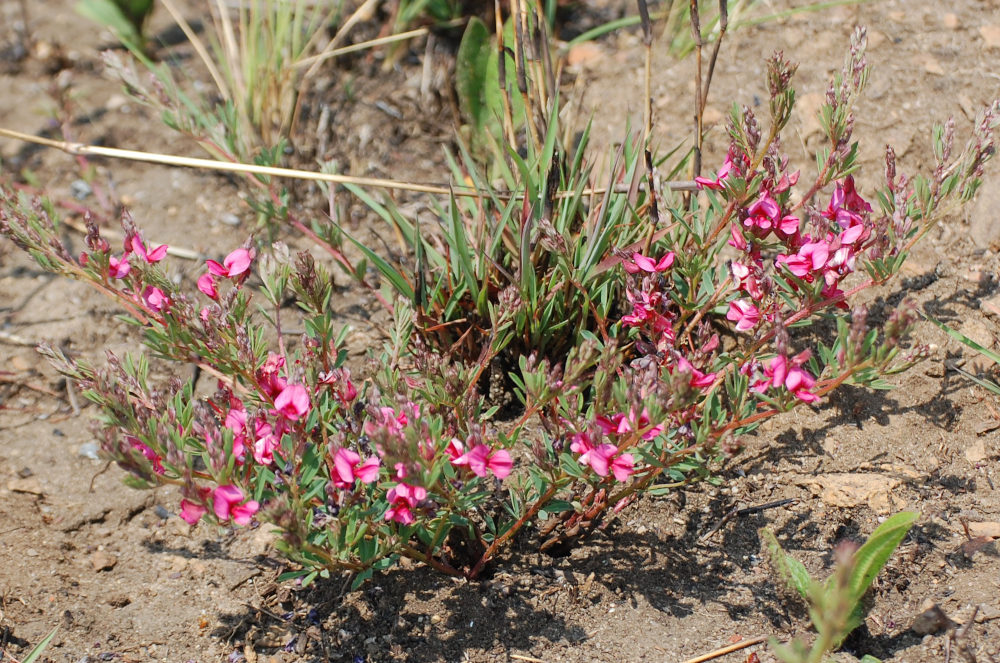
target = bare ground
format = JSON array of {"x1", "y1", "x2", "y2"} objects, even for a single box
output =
[{"x1": 2, "y1": 1, "x2": 1000, "y2": 661}]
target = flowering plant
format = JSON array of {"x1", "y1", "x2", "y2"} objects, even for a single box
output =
[{"x1": 2, "y1": 29, "x2": 997, "y2": 585}]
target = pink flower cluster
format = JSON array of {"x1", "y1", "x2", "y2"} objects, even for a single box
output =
[
  {"x1": 180, "y1": 485, "x2": 259, "y2": 526},
  {"x1": 570, "y1": 430, "x2": 635, "y2": 481},
  {"x1": 446, "y1": 437, "x2": 512, "y2": 480},
  {"x1": 720, "y1": 174, "x2": 875, "y2": 403},
  {"x1": 103, "y1": 233, "x2": 172, "y2": 312},
  {"x1": 197, "y1": 247, "x2": 255, "y2": 300},
  {"x1": 384, "y1": 483, "x2": 427, "y2": 525},
  {"x1": 620, "y1": 252, "x2": 677, "y2": 352},
  {"x1": 181, "y1": 364, "x2": 516, "y2": 530},
  {"x1": 106, "y1": 232, "x2": 168, "y2": 280},
  {"x1": 728, "y1": 176, "x2": 873, "y2": 336},
  {"x1": 749, "y1": 351, "x2": 819, "y2": 404}
]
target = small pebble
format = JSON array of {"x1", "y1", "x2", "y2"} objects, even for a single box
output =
[
  {"x1": 78, "y1": 442, "x2": 100, "y2": 460},
  {"x1": 70, "y1": 179, "x2": 92, "y2": 200},
  {"x1": 90, "y1": 551, "x2": 118, "y2": 572}
]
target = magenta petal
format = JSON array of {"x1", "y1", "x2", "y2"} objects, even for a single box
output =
[
  {"x1": 840, "y1": 224, "x2": 865, "y2": 244},
  {"x1": 146, "y1": 243, "x2": 168, "y2": 263},
  {"x1": 333, "y1": 448, "x2": 360, "y2": 484},
  {"x1": 230, "y1": 501, "x2": 258, "y2": 525},
  {"x1": 206, "y1": 259, "x2": 228, "y2": 277},
  {"x1": 778, "y1": 215, "x2": 799, "y2": 235},
  {"x1": 213, "y1": 485, "x2": 243, "y2": 520},
  {"x1": 179, "y1": 499, "x2": 206, "y2": 525},
  {"x1": 589, "y1": 445, "x2": 616, "y2": 477},
  {"x1": 224, "y1": 248, "x2": 253, "y2": 276},
  {"x1": 631, "y1": 253, "x2": 657, "y2": 272},
  {"x1": 275, "y1": 384, "x2": 310, "y2": 421},
  {"x1": 694, "y1": 175, "x2": 721, "y2": 190},
  {"x1": 655, "y1": 253, "x2": 675, "y2": 271},
  {"x1": 611, "y1": 453, "x2": 635, "y2": 482},
  {"x1": 109, "y1": 255, "x2": 131, "y2": 279},
  {"x1": 197, "y1": 273, "x2": 218, "y2": 298},
  {"x1": 487, "y1": 449, "x2": 512, "y2": 479},
  {"x1": 795, "y1": 389, "x2": 820, "y2": 403},
  {"x1": 465, "y1": 445, "x2": 490, "y2": 477},
  {"x1": 769, "y1": 356, "x2": 789, "y2": 389},
  {"x1": 594, "y1": 415, "x2": 617, "y2": 436},
  {"x1": 356, "y1": 457, "x2": 380, "y2": 483}
]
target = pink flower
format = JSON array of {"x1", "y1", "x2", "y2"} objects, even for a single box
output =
[
  {"x1": 224, "y1": 406, "x2": 247, "y2": 434},
  {"x1": 319, "y1": 369, "x2": 358, "y2": 404},
  {"x1": 772, "y1": 170, "x2": 800, "y2": 194},
  {"x1": 445, "y1": 437, "x2": 466, "y2": 463},
  {"x1": 727, "y1": 299, "x2": 761, "y2": 332},
  {"x1": 141, "y1": 286, "x2": 169, "y2": 312},
  {"x1": 206, "y1": 247, "x2": 255, "y2": 280},
  {"x1": 332, "y1": 448, "x2": 380, "y2": 488},
  {"x1": 179, "y1": 499, "x2": 207, "y2": 525},
  {"x1": 252, "y1": 420, "x2": 279, "y2": 465},
  {"x1": 743, "y1": 193, "x2": 780, "y2": 234},
  {"x1": 694, "y1": 154, "x2": 736, "y2": 190},
  {"x1": 775, "y1": 253, "x2": 809, "y2": 279},
  {"x1": 127, "y1": 235, "x2": 168, "y2": 264},
  {"x1": 213, "y1": 485, "x2": 259, "y2": 525},
  {"x1": 755, "y1": 354, "x2": 819, "y2": 403},
  {"x1": 197, "y1": 272, "x2": 219, "y2": 299},
  {"x1": 128, "y1": 436, "x2": 164, "y2": 474},
  {"x1": 775, "y1": 214, "x2": 800, "y2": 238},
  {"x1": 384, "y1": 482, "x2": 427, "y2": 525},
  {"x1": 747, "y1": 193, "x2": 779, "y2": 221},
  {"x1": 729, "y1": 224, "x2": 748, "y2": 250},
  {"x1": 799, "y1": 240, "x2": 831, "y2": 271},
  {"x1": 674, "y1": 355, "x2": 717, "y2": 389},
  {"x1": 595, "y1": 409, "x2": 663, "y2": 441},
  {"x1": 840, "y1": 222, "x2": 867, "y2": 245},
  {"x1": 108, "y1": 254, "x2": 131, "y2": 279},
  {"x1": 624, "y1": 252, "x2": 675, "y2": 274},
  {"x1": 584, "y1": 444, "x2": 618, "y2": 476},
  {"x1": 256, "y1": 353, "x2": 287, "y2": 399},
  {"x1": 453, "y1": 444, "x2": 512, "y2": 480},
  {"x1": 730, "y1": 261, "x2": 750, "y2": 281},
  {"x1": 364, "y1": 406, "x2": 412, "y2": 437},
  {"x1": 569, "y1": 433, "x2": 634, "y2": 481},
  {"x1": 824, "y1": 176, "x2": 872, "y2": 225},
  {"x1": 609, "y1": 453, "x2": 635, "y2": 482},
  {"x1": 274, "y1": 384, "x2": 310, "y2": 421}
]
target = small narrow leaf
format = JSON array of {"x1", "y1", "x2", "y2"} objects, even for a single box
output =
[
  {"x1": 847, "y1": 511, "x2": 918, "y2": 604},
  {"x1": 762, "y1": 529, "x2": 814, "y2": 601}
]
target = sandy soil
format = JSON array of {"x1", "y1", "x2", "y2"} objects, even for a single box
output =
[{"x1": 2, "y1": 1, "x2": 1000, "y2": 661}]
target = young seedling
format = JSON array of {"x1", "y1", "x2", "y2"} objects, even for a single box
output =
[{"x1": 763, "y1": 511, "x2": 919, "y2": 663}]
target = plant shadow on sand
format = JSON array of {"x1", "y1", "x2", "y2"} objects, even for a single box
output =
[{"x1": 194, "y1": 464, "x2": 974, "y2": 661}]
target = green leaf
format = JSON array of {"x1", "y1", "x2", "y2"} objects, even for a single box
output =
[
  {"x1": 341, "y1": 229, "x2": 413, "y2": 301},
  {"x1": 923, "y1": 312, "x2": 1000, "y2": 365},
  {"x1": 455, "y1": 17, "x2": 492, "y2": 132},
  {"x1": 846, "y1": 511, "x2": 918, "y2": 605},
  {"x1": 762, "y1": 529, "x2": 813, "y2": 601},
  {"x1": 22, "y1": 626, "x2": 59, "y2": 663},
  {"x1": 76, "y1": 0, "x2": 145, "y2": 51},
  {"x1": 351, "y1": 567, "x2": 374, "y2": 590}
]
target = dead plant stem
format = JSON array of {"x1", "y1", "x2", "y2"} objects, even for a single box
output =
[{"x1": 0, "y1": 127, "x2": 697, "y2": 199}]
